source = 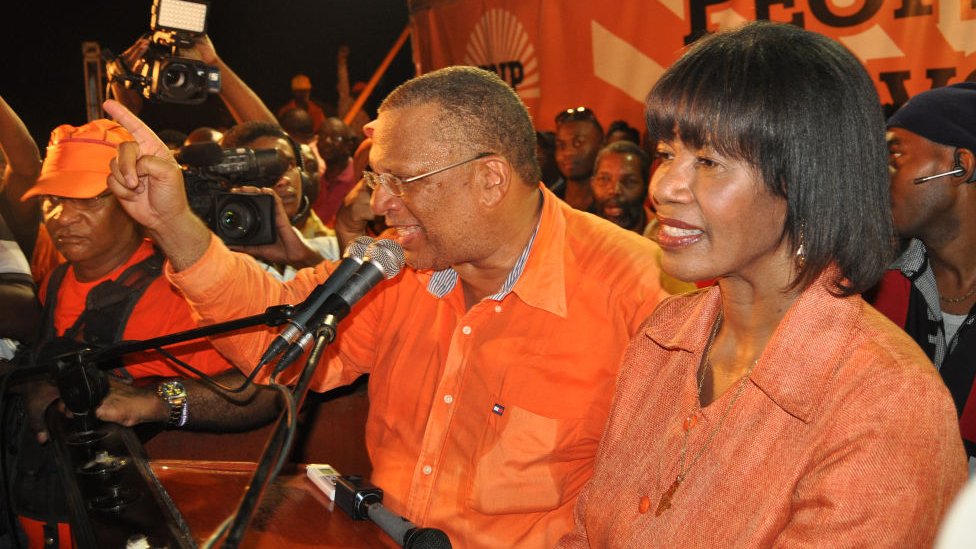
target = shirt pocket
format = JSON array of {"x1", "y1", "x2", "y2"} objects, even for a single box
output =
[{"x1": 467, "y1": 403, "x2": 584, "y2": 515}]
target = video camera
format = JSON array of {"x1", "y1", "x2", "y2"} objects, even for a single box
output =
[
  {"x1": 176, "y1": 142, "x2": 286, "y2": 246},
  {"x1": 109, "y1": 0, "x2": 220, "y2": 104}
]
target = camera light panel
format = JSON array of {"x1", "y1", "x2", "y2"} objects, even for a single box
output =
[{"x1": 152, "y1": 0, "x2": 208, "y2": 34}]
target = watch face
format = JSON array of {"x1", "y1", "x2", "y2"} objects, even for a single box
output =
[
  {"x1": 158, "y1": 380, "x2": 187, "y2": 399},
  {"x1": 157, "y1": 380, "x2": 188, "y2": 427}
]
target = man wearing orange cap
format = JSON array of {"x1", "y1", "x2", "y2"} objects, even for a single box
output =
[
  {"x1": 277, "y1": 73, "x2": 330, "y2": 134},
  {"x1": 10, "y1": 119, "x2": 275, "y2": 547}
]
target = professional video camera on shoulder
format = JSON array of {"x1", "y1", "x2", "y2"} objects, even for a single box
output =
[
  {"x1": 176, "y1": 142, "x2": 286, "y2": 246},
  {"x1": 110, "y1": 0, "x2": 220, "y2": 105}
]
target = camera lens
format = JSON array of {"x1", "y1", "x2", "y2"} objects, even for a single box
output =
[
  {"x1": 162, "y1": 66, "x2": 188, "y2": 89},
  {"x1": 205, "y1": 192, "x2": 276, "y2": 246},
  {"x1": 159, "y1": 61, "x2": 203, "y2": 102},
  {"x1": 218, "y1": 200, "x2": 258, "y2": 241}
]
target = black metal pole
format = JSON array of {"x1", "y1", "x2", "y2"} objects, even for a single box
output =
[{"x1": 219, "y1": 320, "x2": 338, "y2": 548}]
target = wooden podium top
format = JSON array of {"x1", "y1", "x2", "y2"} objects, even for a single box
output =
[{"x1": 151, "y1": 460, "x2": 399, "y2": 548}]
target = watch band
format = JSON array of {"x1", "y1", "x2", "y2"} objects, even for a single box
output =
[{"x1": 156, "y1": 380, "x2": 188, "y2": 428}]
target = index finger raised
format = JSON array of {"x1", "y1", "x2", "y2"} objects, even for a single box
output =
[{"x1": 103, "y1": 99, "x2": 171, "y2": 159}]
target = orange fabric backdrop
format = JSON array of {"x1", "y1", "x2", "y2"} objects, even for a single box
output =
[{"x1": 409, "y1": 0, "x2": 976, "y2": 132}]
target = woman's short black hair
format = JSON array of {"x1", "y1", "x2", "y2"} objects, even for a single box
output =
[{"x1": 645, "y1": 21, "x2": 893, "y2": 295}]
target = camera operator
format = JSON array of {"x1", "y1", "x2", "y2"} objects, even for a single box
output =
[
  {"x1": 220, "y1": 121, "x2": 340, "y2": 281},
  {"x1": 108, "y1": 34, "x2": 276, "y2": 129}
]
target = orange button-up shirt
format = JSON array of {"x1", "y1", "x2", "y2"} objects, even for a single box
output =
[
  {"x1": 169, "y1": 187, "x2": 668, "y2": 547},
  {"x1": 557, "y1": 273, "x2": 967, "y2": 548}
]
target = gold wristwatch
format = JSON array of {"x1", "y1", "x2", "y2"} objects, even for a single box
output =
[{"x1": 155, "y1": 380, "x2": 188, "y2": 428}]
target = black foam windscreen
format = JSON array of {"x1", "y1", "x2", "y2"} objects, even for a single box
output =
[{"x1": 175, "y1": 142, "x2": 223, "y2": 166}]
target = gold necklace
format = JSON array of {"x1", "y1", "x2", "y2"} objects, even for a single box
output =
[
  {"x1": 940, "y1": 285, "x2": 976, "y2": 304},
  {"x1": 653, "y1": 312, "x2": 757, "y2": 516}
]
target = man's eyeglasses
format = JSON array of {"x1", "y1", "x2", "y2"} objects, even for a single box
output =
[
  {"x1": 555, "y1": 106, "x2": 596, "y2": 126},
  {"x1": 40, "y1": 190, "x2": 114, "y2": 216},
  {"x1": 363, "y1": 152, "x2": 494, "y2": 197}
]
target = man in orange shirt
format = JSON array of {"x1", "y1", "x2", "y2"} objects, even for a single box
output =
[
  {"x1": 104, "y1": 66, "x2": 668, "y2": 548},
  {"x1": 11, "y1": 120, "x2": 276, "y2": 548}
]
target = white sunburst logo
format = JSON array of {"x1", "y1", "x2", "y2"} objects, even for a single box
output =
[{"x1": 463, "y1": 8, "x2": 540, "y2": 99}]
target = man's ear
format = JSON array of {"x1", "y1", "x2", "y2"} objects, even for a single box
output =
[
  {"x1": 479, "y1": 156, "x2": 511, "y2": 208},
  {"x1": 956, "y1": 148, "x2": 976, "y2": 183}
]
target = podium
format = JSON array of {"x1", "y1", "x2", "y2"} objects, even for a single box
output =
[{"x1": 153, "y1": 460, "x2": 398, "y2": 548}]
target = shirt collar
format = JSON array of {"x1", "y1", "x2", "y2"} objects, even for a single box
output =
[
  {"x1": 424, "y1": 186, "x2": 569, "y2": 317},
  {"x1": 644, "y1": 268, "x2": 858, "y2": 423},
  {"x1": 891, "y1": 239, "x2": 928, "y2": 279},
  {"x1": 426, "y1": 218, "x2": 539, "y2": 300}
]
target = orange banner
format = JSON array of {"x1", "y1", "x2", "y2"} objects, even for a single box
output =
[{"x1": 409, "y1": 0, "x2": 976, "y2": 133}]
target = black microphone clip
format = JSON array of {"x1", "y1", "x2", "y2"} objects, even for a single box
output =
[
  {"x1": 257, "y1": 236, "x2": 376, "y2": 370},
  {"x1": 266, "y1": 238, "x2": 405, "y2": 378}
]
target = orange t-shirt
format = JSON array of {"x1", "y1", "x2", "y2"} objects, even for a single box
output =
[
  {"x1": 40, "y1": 239, "x2": 232, "y2": 380},
  {"x1": 169, "y1": 187, "x2": 669, "y2": 548}
]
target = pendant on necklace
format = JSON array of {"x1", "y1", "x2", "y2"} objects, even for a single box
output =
[{"x1": 655, "y1": 476, "x2": 683, "y2": 516}]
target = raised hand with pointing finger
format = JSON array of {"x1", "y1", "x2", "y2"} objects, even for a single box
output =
[{"x1": 103, "y1": 99, "x2": 212, "y2": 270}]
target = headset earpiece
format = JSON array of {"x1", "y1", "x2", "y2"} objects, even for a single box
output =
[
  {"x1": 284, "y1": 134, "x2": 318, "y2": 220},
  {"x1": 953, "y1": 149, "x2": 965, "y2": 175}
]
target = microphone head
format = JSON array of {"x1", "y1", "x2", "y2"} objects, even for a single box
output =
[
  {"x1": 175, "y1": 142, "x2": 223, "y2": 166},
  {"x1": 404, "y1": 527, "x2": 452, "y2": 549},
  {"x1": 364, "y1": 239, "x2": 405, "y2": 279},
  {"x1": 345, "y1": 235, "x2": 376, "y2": 259}
]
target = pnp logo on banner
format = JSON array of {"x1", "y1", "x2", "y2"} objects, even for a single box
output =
[{"x1": 464, "y1": 9, "x2": 540, "y2": 99}]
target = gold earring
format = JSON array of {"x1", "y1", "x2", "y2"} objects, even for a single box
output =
[{"x1": 795, "y1": 223, "x2": 806, "y2": 270}]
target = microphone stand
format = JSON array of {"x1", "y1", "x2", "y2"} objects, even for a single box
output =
[
  {"x1": 95, "y1": 304, "x2": 295, "y2": 364},
  {"x1": 218, "y1": 314, "x2": 341, "y2": 548},
  {"x1": 12, "y1": 304, "x2": 297, "y2": 381}
]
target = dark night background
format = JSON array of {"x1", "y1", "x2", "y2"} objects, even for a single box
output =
[{"x1": 1, "y1": 0, "x2": 415, "y2": 148}]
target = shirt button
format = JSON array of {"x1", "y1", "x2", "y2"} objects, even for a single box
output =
[
  {"x1": 494, "y1": 305, "x2": 502, "y2": 313},
  {"x1": 422, "y1": 465, "x2": 433, "y2": 475},
  {"x1": 443, "y1": 394, "x2": 454, "y2": 404},
  {"x1": 462, "y1": 326, "x2": 472, "y2": 335}
]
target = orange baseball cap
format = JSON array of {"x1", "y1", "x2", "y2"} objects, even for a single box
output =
[
  {"x1": 291, "y1": 74, "x2": 312, "y2": 91},
  {"x1": 21, "y1": 119, "x2": 133, "y2": 201}
]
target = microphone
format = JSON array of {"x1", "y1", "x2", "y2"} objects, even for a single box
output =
[
  {"x1": 312, "y1": 239, "x2": 405, "y2": 327},
  {"x1": 269, "y1": 239, "x2": 404, "y2": 375},
  {"x1": 334, "y1": 475, "x2": 451, "y2": 548},
  {"x1": 175, "y1": 142, "x2": 289, "y2": 183},
  {"x1": 366, "y1": 501, "x2": 452, "y2": 549},
  {"x1": 174, "y1": 141, "x2": 223, "y2": 166},
  {"x1": 257, "y1": 236, "x2": 374, "y2": 368},
  {"x1": 914, "y1": 167, "x2": 965, "y2": 184}
]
